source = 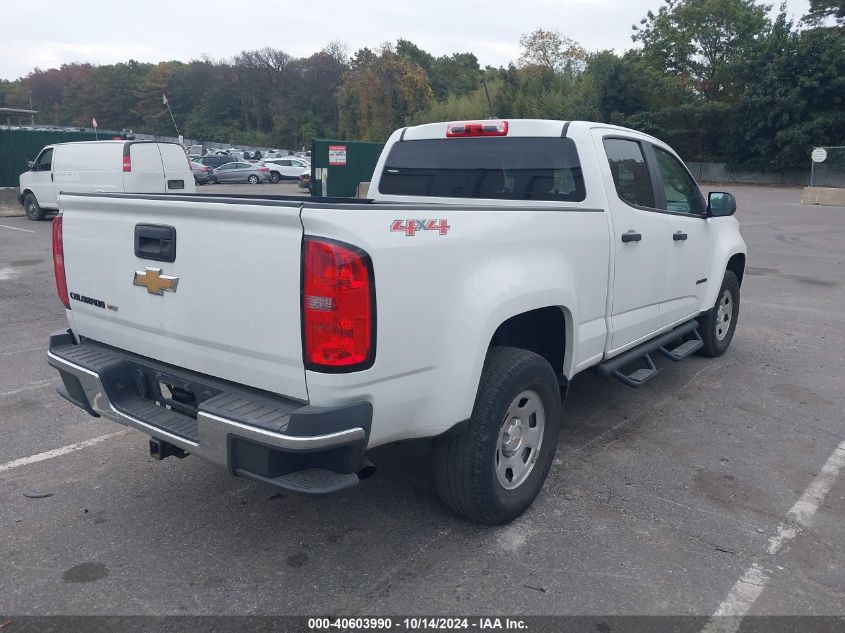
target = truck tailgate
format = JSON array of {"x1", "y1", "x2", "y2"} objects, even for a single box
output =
[{"x1": 59, "y1": 193, "x2": 308, "y2": 401}]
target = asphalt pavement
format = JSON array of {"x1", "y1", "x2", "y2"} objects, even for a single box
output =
[{"x1": 0, "y1": 186, "x2": 843, "y2": 621}]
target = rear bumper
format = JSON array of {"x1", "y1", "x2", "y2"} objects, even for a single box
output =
[{"x1": 47, "y1": 330, "x2": 372, "y2": 494}]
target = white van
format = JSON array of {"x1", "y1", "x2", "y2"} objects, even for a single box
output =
[{"x1": 18, "y1": 140, "x2": 196, "y2": 220}]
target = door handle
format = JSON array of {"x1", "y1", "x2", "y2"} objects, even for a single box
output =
[
  {"x1": 673, "y1": 231, "x2": 688, "y2": 241},
  {"x1": 135, "y1": 224, "x2": 177, "y2": 263},
  {"x1": 621, "y1": 231, "x2": 642, "y2": 243}
]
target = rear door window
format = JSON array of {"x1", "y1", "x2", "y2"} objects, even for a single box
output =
[
  {"x1": 158, "y1": 143, "x2": 190, "y2": 172},
  {"x1": 130, "y1": 143, "x2": 164, "y2": 173},
  {"x1": 603, "y1": 138, "x2": 655, "y2": 209},
  {"x1": 379, "y1": 137, "x2": 585, "y2": 202}
]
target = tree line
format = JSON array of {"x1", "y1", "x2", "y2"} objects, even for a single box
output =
[{"x1": 0, "y1": 0, "x2": 842, "y2": 169}]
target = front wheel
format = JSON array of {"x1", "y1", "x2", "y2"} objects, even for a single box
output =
[
  {"x1": 432, "y1": 347, "x2": 562, "y2": 525},
  {"x1": 23, "y1": 193, "x2": 46, "y2": 221},
  {"x1": 269, "y1": 172, "x2": 281, "y2": 184},
  {"x1": 248, "y1": 175, "x2": 260, "y2": 184},
  {"x1": 206, "y1": 175, "x2": 217, "y2": 184},
  {"x1": 697, "y1": 270, "x2": 740, "y2": 357}
]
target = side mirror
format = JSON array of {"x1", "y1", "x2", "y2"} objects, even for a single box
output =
[
  {"x1": 708, "y1": 192, "x2": 736, "y2": 217},
  {"x1": 27, "y1": 160, "x2": 35, "y2": 170}
]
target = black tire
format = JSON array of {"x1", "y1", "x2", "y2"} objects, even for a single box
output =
[
  {"x1": 248, "y1": 175, "x2": 260, "y2": 184},
  {"x1": 269, "y1": 171, "x2": 281, "y2": 184},
  {"x1": 432, "y1": 346, "x2": 562, "y2": 525},
  {"x1": 207, "y1": 175, "x2": 217, "y2": 184},
  {"x1": 697, "y1": 270, "x2": 740, "y2": 357},
  {"x1": 23, "y1": 193, "x2": 45, "y2": 221}
]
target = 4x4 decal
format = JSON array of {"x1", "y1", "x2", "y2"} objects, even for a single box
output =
[{"x1": 390, "y1": 219, "x2": 450, "y2": 236}]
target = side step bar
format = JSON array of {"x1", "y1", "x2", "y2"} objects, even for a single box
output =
[
  {"x1": 596, "y1": 320, "x2": 700, "y2": 388},
  {"x1": 659, "y1": 328, "x2": 703, "y2": 362}
]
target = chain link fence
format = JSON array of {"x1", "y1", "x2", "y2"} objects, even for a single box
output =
[{"x1": 810, "y1": 146, "x2": 845, "y2": 188}]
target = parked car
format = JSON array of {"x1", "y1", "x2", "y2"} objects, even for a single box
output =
[
  {"x1": 191, "y1": 161, "x2": 212, "y2": 185},
  {"x1": 18, "y1": 140, "x2": 195, "y2": 221},
  {"x1": 207, "y1": 161, "x2": 271, "y2": 184},
  {"x1": 298, "y1": 169, "x2": 311, "y2": 191},
  {"x1": 196, "y1": 154, "x2": 234, "y2": 169},
  {"x1": 263, "y1": 157, "x2": 310, "y2": 183},
  {"x1": 46, "y1": 119, "x2": 746, "y2": 524}
]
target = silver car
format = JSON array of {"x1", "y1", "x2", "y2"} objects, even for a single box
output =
[
  {"x1": 191, "y1": 161, "x2": 212, "y2": 185},
  {"x1": 208, "y1": 161, "x2": 271, "y2": 184}
]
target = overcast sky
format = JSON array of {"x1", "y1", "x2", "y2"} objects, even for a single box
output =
[{"x1": 0, "y1": 0, "x2": 811, "y2": 80}]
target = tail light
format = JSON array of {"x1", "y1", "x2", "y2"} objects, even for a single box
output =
[
  {"x1": 447, "y1": 120, "x2": 508, "y2": 137},
  {"x1": 122, "y1": 155, "x2": 132, "y2": 172},
  {"x1": 52, "y1": 216, "x2": 70, "y2": 308},
  {"x1": 257, "y1": 167, "x2": 269, "y2": 172},
  {"x1": 201, "y1": 166, "x2": 209, "y2": 173},
  {"x1": 303, "y1": 238, "x2": 375, "y2": 370}
]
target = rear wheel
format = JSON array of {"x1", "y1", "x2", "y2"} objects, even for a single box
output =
[
  {"x1": 248, "y1": 175, "x2": 260, "y2": 184},
  {"x1": 23, "y1": 194, "x2": 45, "y2": 221},
  {"x1": 432, "y1": 347, "x2": 561, "y2": 525},
  {"x1": 697, "y1": 270, "x2": 740, "y2": 357}
]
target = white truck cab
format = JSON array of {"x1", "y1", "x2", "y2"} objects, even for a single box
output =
[
  {"x1": 19, "y1": 140, "x2": 196, "y2": 220},
  {"x1": 46, "y1": 120, "x2": 746, "y2": 524}
]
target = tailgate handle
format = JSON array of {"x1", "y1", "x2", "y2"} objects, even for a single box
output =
[{"x1": 135, "y1": 224, "x2": 176, "y2": 263}]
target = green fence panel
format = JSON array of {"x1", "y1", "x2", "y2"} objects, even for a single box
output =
[
  {"x1": 0, "y1": 129, "x2": 106, "y2": 187},
  {"x1": 310, "y1": 139, "x2": 384, "y2": 198}
]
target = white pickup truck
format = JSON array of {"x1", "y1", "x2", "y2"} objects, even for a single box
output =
[{"x1": 47, "y1": 119, "x2": 746, "y2": 524}]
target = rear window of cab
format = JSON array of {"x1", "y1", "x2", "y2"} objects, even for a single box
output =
[{"x1": 379, "y1": 137, "x2": 586, "y2": 202}]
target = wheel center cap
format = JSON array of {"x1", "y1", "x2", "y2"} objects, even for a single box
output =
[{"x1": 502, "y1": 418, "x2": 524, "y2": 455}]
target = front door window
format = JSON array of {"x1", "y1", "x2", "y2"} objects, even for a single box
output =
[
  {"x1": 35, "y1": 149, "x2": 53, "y2": 172},
  {"x1": 653, "y1": 148, "x2": 704, "y2": 214}
]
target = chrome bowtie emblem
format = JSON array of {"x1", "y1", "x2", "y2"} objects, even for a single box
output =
[{"x1": 133, "y1": 267, "x2": 179, "y2": 295}]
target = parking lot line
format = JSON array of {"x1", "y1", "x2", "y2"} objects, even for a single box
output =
[
  {"x1": 1, "y1": 346, "x2": 43, "y2": 356},
  {"x1": 0, "y1": 431, "x2": 127, "y2": 473},
  {"x1": 1, "y1": 379, "x2": 55, "y2": 397},
  {"x1": 701, "y1": 436, "x2": 845, "y2": 633},
  {"x1": 0, "y1": 224, "x2": 36, "y2": 233}
]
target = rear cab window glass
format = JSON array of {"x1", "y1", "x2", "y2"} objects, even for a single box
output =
[
  {"x1": 603, "y1": 138, "x2": 654, "y2": 208},
  {"x1": 379, "y1": 137, "x2": 586, "y2": 202},
  {"x1": 653, "y1": 147, "x2": 705, "y2": 214}
]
